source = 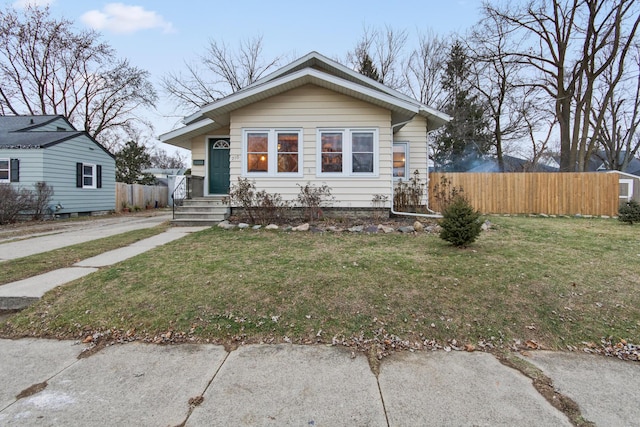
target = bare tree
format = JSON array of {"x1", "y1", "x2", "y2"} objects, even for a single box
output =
[
  {"x1": 594, "y1": 47, "x2": 640, "y2": 171},
  {"x1": 162, "y1": 35, "x2": 283, "y2": 113},
  {"x1": 0, "y1": 5, "x2": 156, "y2": 149},
  {"x1": 485, "y1": 0, "x2": 640, "y2": 171},
  {"x1": 467, "y1": 11, "x2": 538, "y2": 172},
  {"x1": 150, "y1": 147, "x2": 187, "y2": 169},
  {"x1": 402, "y1": 30, "x2": 449, "y2": 108},
  {"x1": 347, "y1": 25, "x2": 408, "y2": 89}
]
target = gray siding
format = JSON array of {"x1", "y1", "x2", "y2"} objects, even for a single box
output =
[
  {"x1": 0, "y1": 148, "x2": 44, "y2": 186},
  {"x1": 42, "y1": 135, "x2": 115, "y2": 213}
]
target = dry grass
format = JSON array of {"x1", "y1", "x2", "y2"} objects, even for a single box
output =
[{"x1": 2, "y1": 217, "x2": 639, "y2": 351}]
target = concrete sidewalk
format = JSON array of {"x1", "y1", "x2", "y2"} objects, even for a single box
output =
[
  {"x1": 0, "y1": 226, "x2": 207, "y2": 310},
  {"x1": 0, "y1": 340, "x2": 637, "y2": 426}
]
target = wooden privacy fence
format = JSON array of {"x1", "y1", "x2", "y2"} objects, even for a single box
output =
[
  {"x1": 428, "y1": 173, "x2": 619, "y2": 217},
  {"x1": 115, "y1": 183, "x2": 168, "y2": 212}
]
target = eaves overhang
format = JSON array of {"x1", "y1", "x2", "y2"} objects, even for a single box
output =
[
  {"x1": 159, "y1": 118, "x2": 220, "y2": 147},
  {"x1": 199, "y1": 68, "x2": 421, "y2": 127}
]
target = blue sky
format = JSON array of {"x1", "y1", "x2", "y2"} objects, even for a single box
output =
[{"x1": 7, "y1": 0, "x2": 485, "y2": 155}]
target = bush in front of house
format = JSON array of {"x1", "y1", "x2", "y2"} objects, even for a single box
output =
[
  {"x1": 229, "y1": 178, "x2": 288, "y2": 224},
  {"x1": 0, "y1": 182, "x2": 55, "y2": 224},
  {"x1": 31, "y1": 182, "x2": 55, "y2": 220},
  {"x1": 394, "y1": 170, "x2": 425, "y2": 213},
  {"x1": 439, "y1": 195, "x2": 482, "y2": 247},
  {"x1": 618, "y1": 200, "x2": 640, "y2": 224},
  {"x1": 297, "y1": 182, "x2": 334, "y2": 221}
]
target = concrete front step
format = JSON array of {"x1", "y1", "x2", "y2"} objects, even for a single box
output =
[
  {"x1": 172, "y1": 196, "x2": 230, "y2": 226},
  {"x1": 182, "y1": 197, "x2": 229, "y2": 207},
  {"x1": 171, "y1": 218, "x2": 223, "y2": 227},
  {"x1": 174, "y1": 206, "x2": 230, "y2": 213},
  {"x1": 173, "y1": 212, "x2": 228, "y2": 221}
]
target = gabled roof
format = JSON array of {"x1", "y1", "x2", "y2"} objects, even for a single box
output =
[
  {"x1": 0, "y1": 115, "x2": 114, "y2": 158},
  {"x1": 162, "y1": 52, "x2": 449, "y2": 145}
]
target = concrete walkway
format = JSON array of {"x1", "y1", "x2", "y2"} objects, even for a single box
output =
[
  {"x1": 0, "y1": 213, "x2": 172, "y2": 261},
  {"x1": 0, "y1": 223, "x2": 206, "y2": 309},
  {"x1": 0, "y1": 340, "x2": 638, "y2": 426}
]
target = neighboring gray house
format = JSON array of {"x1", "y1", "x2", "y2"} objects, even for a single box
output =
[{"x1": 0, "y1": 115, "x2": 115, "y2": 216}]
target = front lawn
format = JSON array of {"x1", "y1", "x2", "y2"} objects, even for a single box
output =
[{"x1": 2, "y1": 217, "x2": 638, "y2": 357}]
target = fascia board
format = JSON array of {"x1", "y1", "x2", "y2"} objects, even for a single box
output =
[
  {"x1": 201, "y1": 68, "x2": 421, "y2": 119},
  {"x1": 159, "y1": 118, "x2": 216, "y2": 143}
]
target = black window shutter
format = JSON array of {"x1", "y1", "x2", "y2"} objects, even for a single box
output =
[
  {"x1": 97, "y1": 165, "x2": 102, "y2": 188},
  {"x1": 76, "y1": 163, "x2": 83, "y2": 188},
  {"x1": 10, "y1": 159, "x2": 19, "y2": 182}
]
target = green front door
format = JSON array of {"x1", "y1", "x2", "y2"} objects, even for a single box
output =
[{"x1": 209, "y1": 138, "x2": 230, "y2": 194}]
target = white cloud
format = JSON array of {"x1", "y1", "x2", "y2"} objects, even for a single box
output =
[
  {"x1": 80, "y1": 3, "x2": 175, "y2": 34},
  {"x1": 13, "y1": 0, "x2": 53, "y2": 8}
]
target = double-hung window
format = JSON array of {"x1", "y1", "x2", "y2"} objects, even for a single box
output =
[
  {"x1": 83, "y1": 164, "x2": 96, "y2": 188},
  {"x1": 243, "y1": 129, "x2": 302, "y2": 176},
  {"x1": 76, "y1": 162, "x2": 102, "y2": 189},
  {"x1": 0, "y1": 159, "x2": 9, "y2": 182},
  {"x1": 318, "y1": 128, "x2": 378, "y2": 176}
]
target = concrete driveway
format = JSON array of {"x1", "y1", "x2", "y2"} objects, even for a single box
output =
[{"x1": 0, "y1": 212, "x2": 172, "y2": 261}]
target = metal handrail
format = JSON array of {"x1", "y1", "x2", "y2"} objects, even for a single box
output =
[{"x1": 170, "y1": 176, "x2": 188, "y2": 220}]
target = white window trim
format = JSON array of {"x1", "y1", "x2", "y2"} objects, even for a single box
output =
[
  {"x1": 393, "y1": 142, "x2": 409, "y2": 181},
  {"x1": 316, "y1": 128, "x2": 379, "y2": 177},
  {"x1": 242, "y1": 128, "x2": 303, "y2": 177},
  {"x1": 82, "y1": 163, "x2": 97, "y2": 189},
  {"x1": 0, "y1": 158, "x2": 9, "y2": 183},
  {"x1": 620, "y1": 179, "x2": 634, "y2": 201}
]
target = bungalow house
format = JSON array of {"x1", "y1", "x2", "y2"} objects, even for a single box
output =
[
  {"x1": 160, "y1": 51, "x2": 449, "y2": 223},
  {"x1": 0, "y1": 115, "x2": 115, "y2": 217}
]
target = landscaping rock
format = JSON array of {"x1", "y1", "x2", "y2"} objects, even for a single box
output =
[
  {"x1": 265, "y1": 224, "x2": 279, "y2": 230},
  {"x1": 217, "y1": 221, "x2": 236, "y2": 230},
  {"x1": 283, "y1": 225, "x2": 293, "y2": 232},
  {"x1": 425, "y1": 224, "x2": 441, "y2": 234},
  {"x1": 398, "y1": 226, "x2": 415, "y2": 233},
  {"x1": 310, "y1": 226, "x2": 324, "y2": 233},
  {"x1": 481, "y1": 220, "x2": 492, "y2": 231},
  {"x1": 348, "y1": 225, "x2": 364, "y2": 233},
  {"x1": 364, "y1": 225, "x2": 379, "y2": 233},
  {"x1": 292, "y1": 223, "x2": 310, "y2": 232},
  {"x1": 378, "y1": 224, "x2": 395, "y2": 234},
  {"x1": 238, "y1": 223, "x2": 250, "y2": 229},
  {"x1": 252, "y1": 225, "x2": 262, "y2": 230},
  {"x1": 413, "y1": 221, "x2": 424, "y2": 232},
  {"x1": 327, "y1": 226, "x2": 344, "y2": 233}
]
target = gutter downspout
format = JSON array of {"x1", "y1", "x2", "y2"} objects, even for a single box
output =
[{"x1": 390, "y1": 120, "x2": 442, "y2": 219}]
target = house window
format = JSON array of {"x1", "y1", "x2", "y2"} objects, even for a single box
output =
[
  {"x1": 393, "y1": 143, "x2": 408, "y2": 179},
  {"x1": 243, "y1": 129, "x2": 302, "y2": 176},
  {"x1": 247, "y1": 132, "x2": 269, "y2": 173},
  {"x1": 620, "y1": 179, "x2": 634, "y2": 201},
  {"x1": 76, "y1": 162, "x2": 102, "y2": 189},
  {"x1": 320, "y1": 132, "x2": 343, "y2": 173},
  {"x1": 0, "y1": 159, "x2": 8, "y2": 182},
  {"x1": 277, "y1": 132, "x2": 299, "y2": 173},
  {"x1": 318, "y1": 129, "x2": 378, "y2": 176},
  {"x1": 83, "y1": 164, "x2": 96, "y2": 188}
]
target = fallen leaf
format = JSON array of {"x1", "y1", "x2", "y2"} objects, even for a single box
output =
[
  {"x1": 464, "y1": 344, "x2": 475, "y2": 352},
  {"x1": 82, "y1": 335, "x2": 93, "y2": 343},
  {"x1": 525, "y1": 340, "x2": 539, "y2": 349}
]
